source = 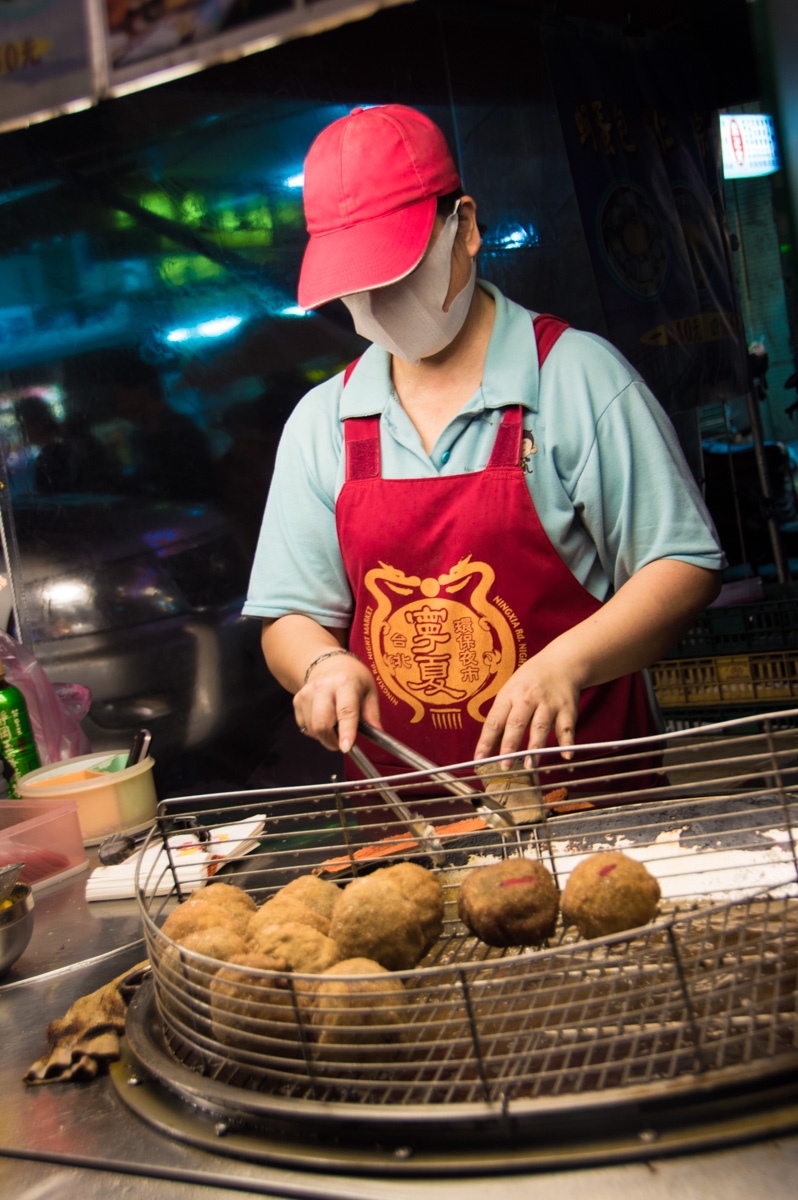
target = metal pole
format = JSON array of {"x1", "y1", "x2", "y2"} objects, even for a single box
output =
[{"x1": 745, "y1": 385, "x2": 790, "y2": 582}]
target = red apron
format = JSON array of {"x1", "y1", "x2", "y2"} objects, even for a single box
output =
[{"x1": 335, "y1": 316, "x2": 660, "y2": 802}]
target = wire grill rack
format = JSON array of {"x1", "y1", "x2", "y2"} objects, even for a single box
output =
[{"x1": 135, "y1": 712, "x2": 798, "y2": 1125}]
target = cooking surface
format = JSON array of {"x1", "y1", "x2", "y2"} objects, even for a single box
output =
[
  {"x1": 3, "y1": 719, "x2": 798, "y2": 1197},
  {"x1": 2, "y1": 864, "x2": 797, "y2": 1197},
  {"x1": 4, "y1": 1139, "x2": 798, "y2": 1200},
  {"x1": 3, "y1": 915, "x2": 797, "y2": 1200}
]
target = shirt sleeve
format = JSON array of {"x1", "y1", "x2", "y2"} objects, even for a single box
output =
[
  {"x1": 242, "y1": 383, "x2": 354, "y2": 628},
  {"x1": 571, "y1": 372, "x2": 725, "y2": 594}
]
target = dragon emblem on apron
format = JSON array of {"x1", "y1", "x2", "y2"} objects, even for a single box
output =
[{"x1": 361, "y1": 555, "x2": 525, "y2": 729}]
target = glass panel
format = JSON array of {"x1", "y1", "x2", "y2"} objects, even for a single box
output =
[{"x1": 0, "y1": 92, "x2": 371, "y2": 770}]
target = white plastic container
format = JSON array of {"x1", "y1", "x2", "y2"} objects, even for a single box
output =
[{"x1": 18, "y1": 751, "x2": 157, "y2": 845}]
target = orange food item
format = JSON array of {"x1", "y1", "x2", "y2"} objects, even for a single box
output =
[{"x1": 26, "y1": 769, "x2": 104, "y2": 786}]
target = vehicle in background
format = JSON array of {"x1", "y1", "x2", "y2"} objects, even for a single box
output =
[{"x1": 0, "y1": 495, "x2": 284, "y2": 765}]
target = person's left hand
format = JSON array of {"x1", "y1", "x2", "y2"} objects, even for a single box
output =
[{"x1": 473, "y1": 649, "x2": 581, "y2": 766}]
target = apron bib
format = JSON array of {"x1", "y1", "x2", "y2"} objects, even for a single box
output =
[{"x1": 335, "y1": 316, "x2": 660, "y2": 802}]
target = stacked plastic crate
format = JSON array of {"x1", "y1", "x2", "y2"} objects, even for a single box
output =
[{"x1": 650, "y1": 598, "x2": 798, "y2": 729}]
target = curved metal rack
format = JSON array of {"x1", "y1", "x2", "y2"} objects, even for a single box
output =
[{"x1": 133, "y1": 712, "x2": 798, "y2": 1135}]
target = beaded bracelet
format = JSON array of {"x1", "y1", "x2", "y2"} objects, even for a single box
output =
[{"x1": 303, "y1": 649, "x2": 359, "y2": 685}]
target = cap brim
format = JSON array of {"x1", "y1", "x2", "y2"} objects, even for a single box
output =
[{"x1": 297, "y1": 196, "x2": 437, "y2": 310}]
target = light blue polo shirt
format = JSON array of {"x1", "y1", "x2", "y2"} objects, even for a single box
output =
[{"x1": 244, "y1": 282, "x2": 724, "y2": 627}]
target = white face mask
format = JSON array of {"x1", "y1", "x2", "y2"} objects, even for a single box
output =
[{"x1": 341, "y1": 206, "x2": 476, "y2": 365}]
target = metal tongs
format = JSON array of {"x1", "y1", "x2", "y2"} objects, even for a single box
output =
[{"x1": 349, "y1": 721, "x2": 517, "y2": 862}]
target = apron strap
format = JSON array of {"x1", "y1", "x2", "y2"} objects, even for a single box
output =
[
  {"x1": 488, "y1": 313, "x2": 570, "y2": 468},
  {"x1": 342, "y1": 358, "x2": 380, "y2": 479},
  {"x1": 343, "y1": 357, "x2": 362, "y2": 386},
  {"x1": 345, "y1": 415, "x2": 381, "y2": 480},
  {"x1": 533, "y1": 313, "x2": 570, "y2": 368},
  {"x1": 488, "y1": 405, "x2": 525, "y2": 467}
]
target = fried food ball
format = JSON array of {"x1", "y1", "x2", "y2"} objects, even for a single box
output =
[
  {"x1": 248, "y1": 921, "x2": 341, "y2": 974},
  {"x1": 457, "y1": 857, "x2": 560, "y2": 947},
  {"x1": 160, "y1": 926, "x2": 249, "y2": 987},
  {"x1": 248, "y1": 895, "x2": 330, "y2": 938},
  {"x1": 310, "y1": 957, "x2": 408, "y2": 1062},
  {"x1": 172, "y1": 927, "x2": 248, "y2": 964},
  {"x1": 561, "y1": 851, "x2": 661, "y2": 940},
  {"x1": 187, "y1": 882, "x2": 256, "y2": 920},
  {"x1": 377, "y1": 862, "x2": 443, "y2": 951},
  {"x1": 329, "y1": 874, "x2": 425, "y2": 971},
  {"x1": 180, "y1": 883, "x2": 256, "y2": 935},
  {"x1": 161, "y1": 900, "x2": 240, "y2": 944},
  {"x1": 210, "y1": 953, "x2": 300, "y2": 1057},
  {"x1": 277, "y1": 875, "x2": 340, "y2": 924},
  {"x1": 157, "y1": 926, "x2": 249, "y2": 1024}
]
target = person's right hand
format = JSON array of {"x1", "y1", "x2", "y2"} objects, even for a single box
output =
[{"x1": 293, "y1": 653, "x2": 382, "y2": 754}]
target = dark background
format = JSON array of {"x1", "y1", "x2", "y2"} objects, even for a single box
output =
[{"x1": 0, "y1": 0, "x2": 783, "y2": 795}]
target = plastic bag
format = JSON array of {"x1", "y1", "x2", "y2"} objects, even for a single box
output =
[{"x1": 0, "y1": 632, "x2": 91, "y2": 765}]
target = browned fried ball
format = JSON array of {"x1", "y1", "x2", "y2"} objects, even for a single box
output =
[
  {"x1": 329, "y1": 874, "x2": 426, "y2": 971},
  {"x1": 248, "y1": 895, "x2": 330, "y2": 938},
  {"x1": 159, "y1": 925, "x2": 248, "y2": 990},
  {"x1": 186, "y1": 882, "x2": 256, "y2": 926},
  {"x1": 179, "y1": 884, "x2": 255, "y2": 936},
  {"x1": 277, "y1": 875, "x2": 340, "y2": 923},
  {"x1": 210, "y1": 953, "x2": 299, "y2": 1057},
  {"x1": 457, "y1": 857, "x2": 560, "y2": 947},
  {"x1": 561, "y1": 851, "x2": 661, "y2": 940},
  {"x1": 158, "y1": 926, "x2": 249, "y2": 1022},
  {"x1": 248, "y1": 920, "x2": 341, "y2": 974},
  {"x1": 377, "y1": 862, "x2": 443, "y2": 951},
  {"x1": 310, "y1": 957, "x2": 408, "y2": 1062},
  {"x1": 171, "y1": 927, "x2": 248, "y2": 964},
  {"x1": 161, "y1": 901, "x2": 240, "y2": 944}
]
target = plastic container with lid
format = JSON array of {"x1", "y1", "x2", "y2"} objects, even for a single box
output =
[
  {"x1": 0, "y1": 800, "x2": 88, "y2": 890},
  {"x1": 18, "y1": 751, "x2": 157, "y2": 845}
]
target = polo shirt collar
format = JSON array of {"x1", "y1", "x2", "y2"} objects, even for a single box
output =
[
  {"x1": 338, "y1": 281, "x2": 541, "y2": 419},
  {"x1": 338, "y1": 343, "x2": 392, "y2": 418},
  {"x1": 481, "y1": 283, "x2": 541, "y2": 414}
]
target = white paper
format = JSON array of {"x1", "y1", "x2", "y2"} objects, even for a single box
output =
[{"x1": 86, "y1": 816, "x2": 265, "y2": 901}]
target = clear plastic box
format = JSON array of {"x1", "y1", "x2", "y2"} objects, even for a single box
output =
[{"x1": 0, "y1": 800, "x2": 88, "y2": 890}]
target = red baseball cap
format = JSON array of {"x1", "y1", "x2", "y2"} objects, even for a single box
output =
[{"x1": 298, "y1": 105, "x2": 461, "y2": 310}]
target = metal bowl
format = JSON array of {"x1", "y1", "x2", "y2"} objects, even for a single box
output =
[{"x1": 0, "y1": 882, "x2": 34, "y2": 975}]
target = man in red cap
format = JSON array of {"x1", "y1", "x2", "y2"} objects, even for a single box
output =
[{"x1": 244, "y1": 104, "x2": 723, "y2": 779}]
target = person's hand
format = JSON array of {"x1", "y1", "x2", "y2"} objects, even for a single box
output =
[
  {"x1": 473, "y1": 649, "x2": 581, "y2": 767},
  {"x1": 293, "y1": 653, "x2": 381, "y2": 754}
]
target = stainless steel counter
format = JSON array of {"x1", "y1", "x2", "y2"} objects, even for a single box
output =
[{"x1": 2, "y1": 853, "x2": 797, "y2": 1199}]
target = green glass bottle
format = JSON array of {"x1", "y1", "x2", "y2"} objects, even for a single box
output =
[{"x1": 0, "y1": 661, "x2": 41, "y2": 797}]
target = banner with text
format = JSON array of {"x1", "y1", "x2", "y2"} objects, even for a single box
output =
[{"x1": 543, "y1": 24, "x2": 747, "y2": 414}]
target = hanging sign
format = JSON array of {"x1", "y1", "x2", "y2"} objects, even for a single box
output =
[
  {"x1": 105, "y1": 0, "x2": 413, "y2": 93},
  {"x1": 543, "y1": 23, "x2": 747, "y2": 414},
  {"x1": 0, "y1": 0, "x2": 96, "y2": 132},
  {"x1": 0, "y1": 1, "x2": 412, "y2": 128},
  {"x1": 720, "y1": 113, "x2": 780, "y2": 180}
]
